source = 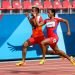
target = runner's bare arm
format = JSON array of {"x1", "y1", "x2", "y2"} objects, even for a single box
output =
[
  {"x1": 60, "y1": 19, "x2": 71, "y2": 35},
  {"x1": 34, "y1": 17, "x2": 45, "y2": 26}
]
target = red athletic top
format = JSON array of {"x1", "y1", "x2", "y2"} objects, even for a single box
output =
[
  {"x1": 44, "y1": 17, "x2": 63, "y2": 37},
  {"x1": 32, "y1": 15, "x2": 44, "y2": 38}
]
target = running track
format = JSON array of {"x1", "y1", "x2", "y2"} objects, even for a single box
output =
[{"x1": 0, "y1": 58, "x2": 75, "y2": 75}]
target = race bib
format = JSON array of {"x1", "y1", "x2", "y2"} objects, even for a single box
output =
[{"x1": 46, "y1": 21, "x2": 55, "y2": 27}]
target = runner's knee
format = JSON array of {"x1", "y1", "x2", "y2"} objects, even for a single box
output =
[
  {"x1": 41, "y1": 41, "x2": 45, "y2": 46},
  {"x1": 23, "y1": 41, "x2": 29, "y2": 48}
]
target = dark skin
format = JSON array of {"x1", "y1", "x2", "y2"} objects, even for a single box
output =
[
  {"x1": 30, "y1": 9, "x2": 65, "y2": 59},
  {"x1": 17, "y1": 8, "x2": 59, "y2": 66},
  {"x1": 16, "y1": 7, "x2": 44, "y2": 66},
  {"x1": 16, "y1": 8, "x2": 74, "y2": 66},
  {"x1": 22, "y1": 8, "x2": 40, "y2": 63},
  {"x1": 22, "y1": 9, "x2": 68, "y2": 64},
  {"x1": 38, "y1": 10, "x2": 73, "y2": 64}
]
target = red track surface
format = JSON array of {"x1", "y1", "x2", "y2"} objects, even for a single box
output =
[{"x1": 0, "y1": 59, "x2": 75, "y2": 75}]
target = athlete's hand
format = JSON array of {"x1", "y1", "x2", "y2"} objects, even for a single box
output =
[
  {"x1": 67, "y1": 31, "x2": 71, "y2": 36},
  {"x1": 31, "y1": 12, "x2": 36, "y2": 17}
]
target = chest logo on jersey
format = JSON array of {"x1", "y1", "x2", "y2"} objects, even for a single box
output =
[{"x1": 46, "y1": 21, "x2": 55, "y2": 27}]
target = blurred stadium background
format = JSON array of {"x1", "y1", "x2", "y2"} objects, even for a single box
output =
[{"x1": 0, "y1": 0, "x2": 75, "y2": 14}]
